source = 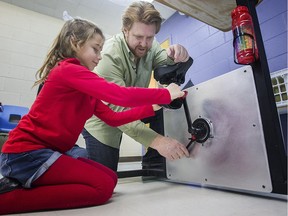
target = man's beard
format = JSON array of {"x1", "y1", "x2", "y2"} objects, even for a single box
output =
[{"x1": 132, "y1": 45, "x2": 148, "y2": 58}]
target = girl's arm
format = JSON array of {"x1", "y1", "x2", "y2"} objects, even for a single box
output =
[
  {"x1": 93, "y1": 99, "x2": 155, "y2": 127},
  {"x1": 62, "y1": 61, "x2": 172, "y2": 107}
]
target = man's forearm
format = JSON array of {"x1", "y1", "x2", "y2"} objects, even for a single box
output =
[{"x1": 118, "y1": 120, "x2": 159, "y2": 148}]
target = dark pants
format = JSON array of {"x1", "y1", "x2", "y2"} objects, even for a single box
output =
[{"x1": 81, "y1": 128, "x2": 120, "y2": 172}]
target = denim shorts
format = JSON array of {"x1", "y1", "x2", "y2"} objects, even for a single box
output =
[{"x1": 0, "y1": 145, "x2": 87, "y2": 188}]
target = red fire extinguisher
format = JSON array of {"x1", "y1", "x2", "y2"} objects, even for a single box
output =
[{"x1": 231, "y1": 6, "x2": 259, "y2": 64}]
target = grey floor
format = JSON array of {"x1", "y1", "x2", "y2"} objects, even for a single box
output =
[{"x1": 7, "y1": 162, "x2": 288, "y2": 216}]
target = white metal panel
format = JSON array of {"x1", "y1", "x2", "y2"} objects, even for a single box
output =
[{"x1": 164, "y1": 66, "x2": 272, "y2": 193}]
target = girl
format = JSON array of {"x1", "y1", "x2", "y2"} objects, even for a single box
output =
[{"x1": 0, "y1": 18, "x2": 184, "y2": 214}]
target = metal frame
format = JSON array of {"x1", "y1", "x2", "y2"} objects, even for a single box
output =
[{"x1": 235, "y1": 0, "x2": 287, "y2": 195}]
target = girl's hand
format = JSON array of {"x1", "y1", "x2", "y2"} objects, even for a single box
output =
[{"x1": 166, "y1": 83, "x2": 185, "y2": 101}]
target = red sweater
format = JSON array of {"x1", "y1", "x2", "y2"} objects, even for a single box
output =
[{"x1": 2, "y1": 58, "x2": 171, "y2": 153}]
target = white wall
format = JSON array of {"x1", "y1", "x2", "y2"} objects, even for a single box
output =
[
  {"x1": 0, "y1": 2, "x2": 143, "y2": 157},
  {"x1": 0, "y1": 1, "x2": 64, "y2": 107}
]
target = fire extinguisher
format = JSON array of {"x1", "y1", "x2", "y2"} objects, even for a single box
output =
[{"x1": 231, "y1": 6, "x2": 259, "y2": 64}]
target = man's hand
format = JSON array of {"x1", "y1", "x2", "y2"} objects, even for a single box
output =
[
  {"x1": 149, "y1": 134, "x2": 189, "y2": 160},
  {"x1": 166, "y1": 44, "x2": 190, "y2": 63}
]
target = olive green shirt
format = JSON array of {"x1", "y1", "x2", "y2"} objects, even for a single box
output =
[{"x1": 84, "y1": 32, "x2": 174, "y2": 149}]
